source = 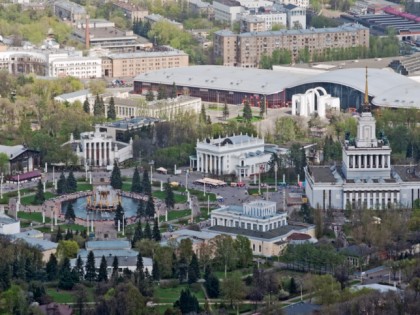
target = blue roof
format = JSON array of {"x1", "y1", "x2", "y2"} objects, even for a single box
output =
[
  {"x1": 85, "y1": 240, "x2": 131, "y2": 250},
  {"x1": 78, "y1": 249, "x2": 138, "y2": 258},
  {"x1": 15, "y1": 237, "x2": 58, "y2": 251}
]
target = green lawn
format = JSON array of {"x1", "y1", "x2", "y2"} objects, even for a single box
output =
[
  {"x1": 198, "y1": 207, "x2": 217, "y2": 220},
  {"x1": 46, "y1": 285, "x2": 94, "y2": 303},
  {"x1": 61, "y1": 223, "x2": 87, "y2": 232},
  {"x1": 153, "y1": 191, "x2": 187, "y2": 203},
  {"x1": 159, "y1": 209, "x2": 191, "y2": 222},
  {"x1": 0, "y1": 188, "x2": 35, "y2": 204},
  {"x1": 20, "y1": 192, "x2": 56, "y2": 205},
  {"x1": 77, "y1": 183, "x2": 93, "y2": 191},
  {"x1": 122, "y1": 182, "x2": 132, "y2": 192},
  {"x1": 231, "y1": 116, "x2": 263, "y2": 123},
  {"x1": 18, "y1": 211, "x2": 51, "y2": 223},
  {"x1": 247, "y1": 188, "x2": 276, "y2": 195},
  {"x1": 188, "y1": 189, "x2": 217, "y2": 202}
]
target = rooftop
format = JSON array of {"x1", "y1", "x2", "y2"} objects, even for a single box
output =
[
  {"x1": 208, "y1": 224, "x2": 307, "y2": 240},
  {"x1": 393, "y1": 165, "x2": 420, "y2": 182},
  {"x1": 54, "y1": 0, "x2": 86, "y2": 14},
  {"x1": 214, "y1": 0, "x2": 242, "y2": 6},
  {"x1": 307, "y1": 165, "x2": 338, "y2": 183},
  {"x1": 108, "y1": 49, "x2": 187, "y2": 59},
  {"x1": 86, "y1": 239, "x2": 131, "y2": 250},
  {"x1": 102, "y1": 116, "x2": 159, "y2": 130},
  {"x1": 0, "y1": 214, "x2": 19, "y2": 225},
  {"x1": 54, "y1": 89, "x2": 91, "y2": 101},
  {"x1": 0, "y1": 145, "x2": 26, "y2": 159},
  {"x1": 14, "y1": 237, "x2": 58, "y2": 251}
]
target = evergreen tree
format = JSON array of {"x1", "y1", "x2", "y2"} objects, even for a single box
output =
[
  {"x1": 56, "y1": 226, "x2": 63, "y2": 242},
  {"x1": 200, "y1": 104, "x2": 207, "y2": 123},
  {"x1": 142, "y1": 170, "x2": 151, "y2": 195},
  {"x1": 137, "y1": 200, "x2": 145, "y2": 220},
  {"x1": 152, "y1": 259, "x2": 160, "y2": 281},
  {"x1": 144, "y1": 221, "x2": 152, "y2": 240},
  {"x1": 289, "y1": 277, "x2": 298, "y2": 294},
  {"x1": 145, "y1": 89, "x2": 155, "y2": 101},
  {"x1": 100, "y1": 97, "x2": 105, "y2": 116},
  {"x1": 132, "y1": 220, "x2": 143, "y2": 246},
  {"x1": 114, "y1": 203, "x2": 126, "y2": 228},
  {"x1": 97, "y1": 256, "x2": 108, "y2": 282},
  {"x1": 107, "y1": 96, "x2": 116, "y2": 120},
  {"x1": 93, "y1": 94, "x2": 102, "y2": 117},
  {"x1": 206, "y1": 115, "x2": 212, "y2": 124},
  {"x1": 112, "y1": 256, "x2": 119, "y2": 279},
  {"x1": 164, "y1": 179, "x2": 175, "y2": 210},
  {"x1": 136, "y1": 251, "x2": 144, "y2": 272},
  {"x1": 171, "y1": 82, "x2": 177, "y2": 98},
  {"x1": 65, "y1": 203, "x2": 76, "y2": 222},
  {"x1": 57, "y1": 172, "x2": 67, "y2": 194},
  {"x1": 83, "y1": 97, "x2": 90, "y2": 114},
  {"x1": 259, "y1": 97, "x2": 266, "y2": 118},
  {"x1": 66, "y1": 171, "x2": 77, "y2": 193},
  {"x1": 131, "y1": 167, "x2": 142, "y2": 193},
  {"x1": 174, "y1": 289, "x2": 199, "y2": 314},
  {"x1": 145, "y1": 194, "x2": 155, "y2": 219},
  {"x1": 152, "y1": 217, "x2": 161, "y2": 242},
  {"x1": 110, "y1": 160, "x2": 123, "y2": 189},
  {"x1": 46, "y1": 253, "x2": 58, "y2": 281},
  {"x1": 223, "y1": 101, "x2": 229, "y2": 120},
  {"x1": 59, "y1": 257, "x2": 77, "y2": 290},
  {"x1": 157, "y1": 84, "x2": 167, "y2": 100},
  {"x1": 243, "y1": 98, "x2": 253, "y2": 122},
  {"x1": 205, "y1": 273, "x2": 220, "y2": 298},
  {"x1": 74, "y1": 255, "x2": 84, "y2": 280},
  {"x1": 64, "y1": 229, "x2": 73, "y2": 240},
  {"x1": 33, "y1": 179, "x2": 45, "y2": 205},
  {"x1": 85, "y1": 251, "x2": 96, "y2": 282},
  {"x1": 188, "y1": 253, "x2": 200, "y2": 284}
]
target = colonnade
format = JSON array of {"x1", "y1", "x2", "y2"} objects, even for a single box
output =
[
  {"x1": 83, "y1": 141, "x2": 115, "y2": 166},
  {"x1": 198, "y1": 153, "x2": 225, "y2": 175},
  {"x1": 343, "y1": 190, "x2": 400, "y2": 209},
  {"x1": 347, "y1": 154, "x2": 390, "y2": 169}
]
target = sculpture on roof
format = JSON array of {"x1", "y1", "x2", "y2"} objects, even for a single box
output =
[{"x1": 362, "y1": 66, "x2": 371, "y2": 113}]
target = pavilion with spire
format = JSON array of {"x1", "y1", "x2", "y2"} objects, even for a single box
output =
[{"x1": 305, "y1": 67, "x2": 420, "y2": 210}]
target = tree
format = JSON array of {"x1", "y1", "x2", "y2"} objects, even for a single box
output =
[
  {"x1": 260, "y1": 97, "x2": 266, "y2": 118},
  {"x1": 136, "y1": 251, "x2": 144, "y2": 272},
  {"x1": 132, "y1": 221, "x2": 143, "y2": 246},
  {"x1": 0, "y1": 152, "x2": 9, "y2": 174},
  {"x1": 65, "y1": 202, "x2": 76, "y2": 222},
  {"x1": 110, "y1": 160, "x2": 122, "y2": 189},
  {"x1": 200, "y1": 104, "x2": 207, "y2": 123},
  {"x1": 289, "y1": 277, "x2": 297, "y2": 294},
  {"x1": 146, "y1": 89, "x2": 155, "y2": 101},
  {"x1": 114, "y1": 203, "x2": 126, "y2": 228},
  {"x1": 93, "y1": 94, "x2": 103, "y2": 117},
  {"x1": 221, "y1": 272, "x2": 245, "y2": 310},
  {"x1": 164, "y1": 179, "x2": 175, "y2": 210},
  {"x1": 131, "y1": 167, "x2": 142, "y2": 193},
  {"x1": 234, "y1": 235, "x2": 253, "y2": 268},
  {"x1": 188, "y1": 253, "x2": 200, "y2": 284},
  {"x1": 56, "y1": 172, "x2": 67, "y2": 194},
  {"x1": 243, "y1": 98, "x2": 253, "y2": 122},
  {"x1": 223, "y1": 101, "x2": 229, "y2": 120},
  {"x1": 152, "y1": 259, "x2": 160, "y2": 281},
  {"x1": 83, "y1": 97, "x2": 90, "y2": 114},
  {"x1": 33, "y1": 179, "x2": 45, "y2": 205},
  {"x1": 57, "y1": 240, "x2": 79, "y2": 260},
  {"x1": 97, "y1": 256, "x2": 108, "y2": 282},
  {"x1": 171, "y1": 82, "x2": 177, "y2": 98},
  {"x1": 137, "y1": 200, "x2": 145, "y2": 220},
  {"x1": 46, "y1": 253, "x2": 58, "y2": 281},
  {"x1": 85, "y1": 251, "x2": 96, "y2": 282},
  {"x1": 157, "y1": 84, "x2": 167, "y2": 100},
  {"x1": 205, "y1": 272, "x2": 220, "y2": 298},
  {"x1": 144, "y1": 221, "x2": 152, "y2": 240},
  {"x1": 107, "y1": 96, "x2": 116, "y2": 120},
  {"x1": 179, "y1": 238, "x2": 193, "y2": 262},
  {"x1": 74, "y1": 255, "x2": 84, "y2": 280},
  {"x1": 174, "y1": 288, "x2": 199, "y2": 315},
  {"x1": 212, "y1": 234, "x2": 237, "y2": 278},
  {"x1": 152, "y1": 217, "x2": 161, "y2": 242},
  {"x1": 145, "y1": 195, "x2": 155, "y2": 220},
  {"x1": 73, "y1": 284, "x2": 88, "y2": 315},
  {"x1": 142, "y1": 170, "x2": 151, "y2": 195},
  {"x1": 66, "y1": 170, "x2": 77, "y2": 193},
  {"x1": 311, "y1": 274, "x2": 341, "y2": 305},
  {"x1": 112, "y1": 256, "x2": 119, "y2": 279},
  {"x1": 58, "y1": 257, "x2": 77, "y2": 290}
]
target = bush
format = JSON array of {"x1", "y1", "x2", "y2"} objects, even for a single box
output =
[{"x1": 159, "y1": 279, "x2": 179, "y2": 289}]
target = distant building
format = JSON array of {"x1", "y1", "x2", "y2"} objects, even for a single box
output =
[
  {"x1": 38, "y1": 303, "x2": 73, "y2": 315},
  {"x1": 214, "y1": 24, "x2": 369, "y2": 67},
  {"x1": 213, "y1": 0, "x2": 245, "y2": 25},
  {"x1": 284, "y1": 4, "x2": 306, "y2": 30},
  {"x1": 0, "y1": 213, "x2": 20, "y2": 235},
  {"x1": 11, "y1": 230, "x2": 58, "y2": 262},
  {"x1": 54, "y1": 0, "x2": 87, "y2": 24},
  {"x1": 98, "y1": 117, "x2": 159, "y2": 142},
  {"x1": 62, "y1": 126, "x2": 133, "y2": 167},
  {"x1": 209, "y1": 200, "x2": 316, "y2": 256},
  {"x1": 191, "y1": 134, "x2": 273, "y2": 179},
  {"x1": 278, "y1": 0, "x2": 309, "y2": 8},
  {"x1": 187, "y1": 0, "x2": 214, "y2": 19},
  {"x1": 0, "y1": 145, "x2": 41, "y2": 175},
  {"x1": 50, "y1": 56, "x2": 102, "y2": 78},
  {"x1": 101, "y1": 49, "x2": 188, "y2": 78},
  {"x1": 112, "y1": 1, "x2": 149, "y2": 22},
  {"x1": 238, "y1": 0, "x2": 273, "y2": 9},
  {"x1": 70, "y1": 240, "x2": 153, "y2": 277},
  {"x1": 144, "y1": 14, "x2": 184, "y2": 29}
]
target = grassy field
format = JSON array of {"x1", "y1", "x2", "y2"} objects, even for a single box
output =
[
  {"x1": 159, "y1": 209, "x2": 191, "y2": 222},
  {"x1": 18, "y1": 211, "x2": 51, "y2": 223},
  {"x1": 46, "y1": 285, "x2": 94, "y2": 303},
  {"x1": 153, "y1": 191, "x2": 187, "y2": 203},
  {"x1": 247, "y1": 188, "x2": 276, "y2": 195},
  {"x1": 231, "y1": 116, "x2": 262, "y2": 123},
  {"x1": 188, "y1": 189, "x2": 217, "y2": 202},
  {"x1": 77, "y1": 183, "x2": 93, "y2": 191},
  {"x1": 155, "y1": 284, "x2": 206, "y2": 304},
  {"x1": 0, "y1": 188, "x2": 36, "y2": 204},
  {"x1": 20, "y1": 192, "x2": 56, "y2": 205},
  {"x1": 198, "y1": 207, "x2": 217, "y2": 220},
  {"x1": 61, "y1": 223, "x2": 87, "y2": 231},
  {"x1": 122, "y1": 182, "x2": 132, "y2": 192}
]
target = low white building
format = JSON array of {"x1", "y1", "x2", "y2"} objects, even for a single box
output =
[
  {"x1": 238, "y1": 0, "x2": 273, "y2": 9},
  {"x1": 208, "y1": 200, "x2": 316, "y2": 256},
  {"x1": 278, "y1": 0, "x2": 309, "y2": 8},
  {"x1": 49, "y1": 56, "x2": 102, "y2": 78},
  {"x1": 62, "y1": 125, "x2": 133, "y2": 167},
  {"x1": 191, "y1": 134, "x2": 273, "y2": 179},
  {"x1": 213, "y1": 0, "x2": 246, "y2": 25},
  {"x1": 284, "y1": 4, "x2": 306, "y2": 29},
  {"x1": 0, "y1": 213, "x2": 20, "y2": 235},
  {"x1": 71, "y1": 240, "x2": 153, "y2": 276},
  {"x1": 292, "y1": 87, "x2": 340, "y2": 118}
]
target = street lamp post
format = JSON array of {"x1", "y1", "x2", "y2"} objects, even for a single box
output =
[
  {"x1": 185, "y1": 170, "x2": 189, "y2": 191},
  {"x1": 149, "y1": 160, "x2": 155, "y2": 185},
  {"x1": 258, "y1": 168, "x2": 261, "y2": 195},
  {"x1": 274, "y1": 162, "x2": 278, "y2": 192},
  {"x1": 0, "y1": 173, "x2": 4, "y2": 200},
  {"x1": 17, "y1": 174, "x2": 20, "y2": 202},
  {"x1": 207, "y1": 195, "x2": 210, "y2": 216},
  {"x1": 203, "y1": 182, "x2": 206, "y2": 196}
]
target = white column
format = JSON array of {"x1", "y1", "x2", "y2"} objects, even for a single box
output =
[
  {"x1": 385, "y1": 192, "x2": 389, "y2": 206},
  {"x1": 376, "y1": 155, "x2": 379, "y2": 168},
  {"x1": 390, "y1": 192, "x2": 394, "y2": 205},
  {"x1": 387, "y1": 155, "x2": 390, "y2": 168},
  {"x1": 343, "y1": 192, "x2": 347, "y2": 209},
  {"x1": 370, "y1": 155, "x2": 373, "y2": 168},
  {"x1": 355, "y1": 192, "x2": 359, "y2": 207},
  {"x1": 205, "y1": 154, "x2": 208, "y2": 173},
  {"x1": 349, "y1": 192, "x2": 353, "y2": 205},
  {"x1": 364, "y1": 155, "x2": 367, "y2": 168},
  {"x1": 218, "y1": 156, "x2": 222, "y2": 175},
  {"x1": 367, "y1": 191, "x2": 371, "y2": 209},
  {"x1": 358, "y1": 155, "x2": 361, "y2": 168},
  {"x1": 397, "y1": 192, "x2": 400, "y2": 204},
  {"x1": 378, "y1": 192, "x2": 383, "y2": 208},
  {"x1": 361, "y1": 191, "x2": 364, "y2": 207}
]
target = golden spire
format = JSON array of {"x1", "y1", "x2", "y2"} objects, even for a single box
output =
[{"x1": 364, "y1": 66, "x2": 369, "y2": 106}]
